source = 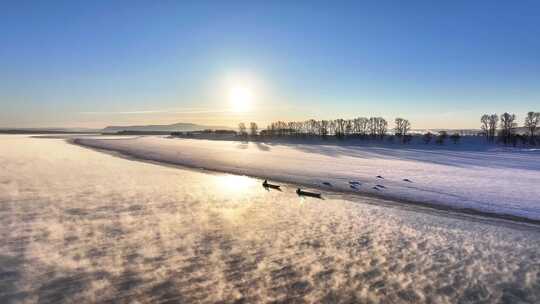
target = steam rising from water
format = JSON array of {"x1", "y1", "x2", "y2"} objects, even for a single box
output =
[{"x1": 1, "y1": 135, "x2": 540, "y2": 303}]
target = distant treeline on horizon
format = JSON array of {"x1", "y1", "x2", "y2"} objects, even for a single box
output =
[{"x1": 173, "y1": 111, "x2": 539, "y2": 146}]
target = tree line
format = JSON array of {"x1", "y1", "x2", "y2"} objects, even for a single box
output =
[
  {"x1": 480, "y1": 111, "x2": 540, "y2": 145},
  {"x1": 239, "y1": 117, "x2": 415, "y2": 143},
  {"x1": 234, "y1": 110, "x2": 539, "y2": 146}
]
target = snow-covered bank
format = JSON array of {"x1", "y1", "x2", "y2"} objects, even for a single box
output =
[{"x1": 74, "y1": 136, "x2": 540, "y2": 221}]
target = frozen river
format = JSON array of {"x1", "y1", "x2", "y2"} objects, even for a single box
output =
[{"x1": 1, "y1": 135, "x2": 540, "y2": 303}]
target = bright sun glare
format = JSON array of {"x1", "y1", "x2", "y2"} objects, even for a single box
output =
[
  {"x1": 228, "y1": 85, "x2": 253, "y2": 112},
  {"x1": 215, "y1": 174, "x2": 257, "y2": 195}
]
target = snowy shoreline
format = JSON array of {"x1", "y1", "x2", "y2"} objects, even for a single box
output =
[{"x1": 72, "y1": 136, "x2": 540, "y2": 223}]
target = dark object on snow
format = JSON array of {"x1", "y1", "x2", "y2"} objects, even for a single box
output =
[
  {"x1": 262, "y1": 180, "x2": 281, "y2": 190},
  {"x1": 403, "y1": 178, "x2": 412, "y2": 183},
  {"x1": 376, "y1": 175, "x2": 384, "y2": 179},
  {"x1": 349, "y1": 181, "x2": 361, "y2": 185},
  {"x1": 322, "y1": 182, "x2": 332, "y2": 187},
  {"x1": 372, "y1": 187, "x2": 381, "y2": 191},
  {"x1": 296, "y1": 188, "x2": 322, "y2": 198},
  {"x1": 350, "y1": 185, "x2": 358, "y2": 190},
  {"x1": 376, "y1": 184, "x2": 386, "y2": 188}
]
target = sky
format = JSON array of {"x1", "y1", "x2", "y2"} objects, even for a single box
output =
[{"x1": 1, "y1": 1, "x2": 539, "y2": 129}]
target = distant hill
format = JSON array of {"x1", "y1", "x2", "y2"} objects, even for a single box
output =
[{"x1": 101, "y1": 122, "x2": 233, "y2": 134}]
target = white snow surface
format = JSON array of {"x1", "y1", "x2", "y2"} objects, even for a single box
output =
[
  {"x1": 75, "y1": 136, "x2": 540, "y2": 220},
  {"x1": 3, "y1": 135, "x2": 540, "y2": 303}
]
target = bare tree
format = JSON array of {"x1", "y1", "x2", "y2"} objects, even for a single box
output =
[
  {"x1": 319, "y1": 120, "x2": 329, "y2": 138},
  {"x1": 238, "y1": 122, "x2": 247, "y2": 137},
  {"x1": 394, "y1": 118, "x2": 411, "y2": 143},
  {"x1": 377, "y1": 117, "x2": 388, "y2": 139},
  {"x1": 262, "y1": 116, "x2": 399, "y2": 142},
  {"x1": 525, "y1": 111, "x2": 540, "y2": 144},
  {"x1": 368, "y1": 117, "x2": 377, "y2": 137},
  {"x1": 295, "y1": 121, "x2": 304, "y2": 135},
  {"x1": 488, "y1": 114, "x2": 498, "y2": 142},
  {"x1": 277, "y1": 121, "x2": 287, "y2": 136},
  {"x1": 480, "y1": 114, "x2": 490, "y2": 139},
  {"x1": 402, "y1": 119, "x2": 411, "y2": 137},
  {"x1": 378, "y1": 117, "x2": 388, "y2": 139},
  {"x1": 394, "y1": 118, "x2": 404, "y2": 136},
  {"x1": 329, "y1": 120, "x2": 336, "y2": 136},
  {"x1": 334, "y1": 118, "x2": 346, "y2": 138},
  {"x1": 249, "y1": 122, "x2": 258, "y2": 136},
  {"x1": 365, "y1": 117, "x2": 388, "y2": 140},
  {"x1": 345, "y1": 119, "x2": 353, "y2": 137},
  {"x1": 303, "y1": 119, "x2": 314, "y2": 136},
  {"x1": 352, "y1": 118, "x2": 360, "y2": 135},
  {"x1": 499, "y1": 112, "x2": 517, "y2": 145},
  {"x1": 354, "y1": 117, "x2": 369, "y2": 137}
]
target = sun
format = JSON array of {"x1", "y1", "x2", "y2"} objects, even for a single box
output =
[{"x1": 228, "y1": 85, "x2": 253, "y2": 112}]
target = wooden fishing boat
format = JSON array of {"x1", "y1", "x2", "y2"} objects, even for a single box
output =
[
  {"x1": 262, "y1": 180, "x2": 281, "y2": 189},
  {"x1": 296, "y1": 188, "x2": 322, "y2": 198}
]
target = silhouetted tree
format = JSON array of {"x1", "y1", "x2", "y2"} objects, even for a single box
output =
[
  {"x1": 394, "y1": 118, "x2": 411, "y2": 143},
  {"x1": 249, "y1": 122, "x2": 258, "y2": 136},
  {"x1": 238, "y1": 122, "x2": 247, "y2": 137},
  {"x1": 354, "y1": 117, "x2": 369, "y2": 138},
  {"x1": 499, "y1": 112, "x2": 517, "y2": 145},
  {"x1": 524, "y1": 111, "x2": 540, "y2": 145},
  {"x1": 262, "y1": 116, "x2": 395, "y2": 141},
  {"x1": 345, "y1": 119, "x2": 353, "y2": 137},
  {"x1": 328, "y1": 120, "x2": 336, "y2": 136},
  {"x1": 481, "y1": 114, "x2": 490, "y2": 139},
  {"x1": 307, "y1": 119, "x2": 318, "y2": 136},
  {"x1": 368, "y1": 117, "x2": 377, "y2": 137},
  {"x1": 334, "y1": 118, "x2": 346, "y2": 138},
  {"x1": 394, "y1": 118, "x2": 404, "y2": 137},
  {"x1": 373, "y1": 117, "x2": 387, "y2": 139},
  {"x1": 320, "y1": 120, "x2": 329, "y2": 138},
  {"x1": 488, "y1": 114, "x2": 498, "y2": 142}
]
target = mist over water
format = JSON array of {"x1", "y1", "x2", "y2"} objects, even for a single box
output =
[{"x1": 1, "y1": 135, "x2": 540, "y2": 303}]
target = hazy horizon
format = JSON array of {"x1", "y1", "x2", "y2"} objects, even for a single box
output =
[
  {"x1": 0, "y1": 118, "x2": 530, "y2": 132},
  {"x1": 1, "y1": 1, "x2": 539, "y2": 129}
]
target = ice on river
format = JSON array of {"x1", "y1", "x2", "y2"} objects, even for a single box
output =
[
  {"x1": 75, "y1": 136, "x2": 540, "y2": 221},
  {"x1": 1, "y1": 135, "x2": 540, "y2": 303}
]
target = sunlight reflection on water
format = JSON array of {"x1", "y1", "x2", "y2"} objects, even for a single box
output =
[{"x1": 214, "y1": 174, "x2": 258, "y2": 196}]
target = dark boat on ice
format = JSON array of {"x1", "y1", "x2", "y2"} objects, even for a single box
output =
[
  {"x1": 262, "y1": 180, "x2": 281, "y2": 190},
  {"x1": 296, "y1": 188, "x2": 322, "y2": 198}
]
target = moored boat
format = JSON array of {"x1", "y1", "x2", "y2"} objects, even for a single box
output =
[
  {"x1": 296, "y1": 188, "x2": 322, "y2": 198},
  {"x1": 262, "y1": 180, "x2": 281, "y2": 189}
]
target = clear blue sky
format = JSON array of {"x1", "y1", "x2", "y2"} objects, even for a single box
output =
[{"x1": 1, "y1": 1, "x2": 539, "y2": 129}]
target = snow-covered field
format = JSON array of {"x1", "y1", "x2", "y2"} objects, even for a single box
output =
[
  {"x1": 75, "y1": 136, "x2": 540, "y2": 221},
  {"x1": 2, "y1": 135, "x2": 540, "y2": 303}
]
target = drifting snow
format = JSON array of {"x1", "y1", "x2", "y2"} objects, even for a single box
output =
[
  {"x1": 2, "y1": 135, "x2": 540, "y2": 303},
  {"x1": 75, "y1": 136, "x2": 540, "y2": 221}
]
